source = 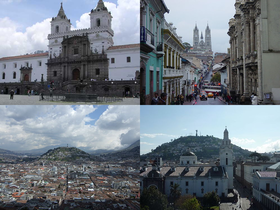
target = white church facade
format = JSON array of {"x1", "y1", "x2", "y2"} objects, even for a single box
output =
[
  {"x1": 0, "y1": 0, "x2": 139, "y2": 96},
  {"x1": 140, "y1": 128, "x2": 234, "y2": 197}
]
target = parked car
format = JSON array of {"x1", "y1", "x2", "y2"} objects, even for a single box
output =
[{"x1": 208, "y1": 92, "x2": 214, "y2": 98}]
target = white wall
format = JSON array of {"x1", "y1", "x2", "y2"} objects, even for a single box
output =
[
  {"x1": 0, "y1": 55, "x2": 48, "y2": 83},
  {"x1": 107, "y1": 47, "x2": 139, "y2": 80}
]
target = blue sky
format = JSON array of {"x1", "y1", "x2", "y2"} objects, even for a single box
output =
[
  {"x1": 0, "y1": 0, "x2": 139, "y2": 57},
  {"x1": 0, "y1": 105, "x2": 140, "y2": 151},
  {"x1": 163, "y1": 0, "x2": 235, "y2": 53},
  {"x1": 141, "y1": 106, "x2": 280, "y2": 155}
]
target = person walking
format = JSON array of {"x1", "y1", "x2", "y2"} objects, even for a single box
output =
[
  {"x1": 158, "y1": 93, "x2": 167, "y2": 105},
  {"x1": 252, "y1": 94, "x2": 258, "y2": 105},
  {"x1": 10, "y1": 90, "x2": 14, "y2": 100},
  {"x1": 151, "y1": 92, "x2": 159, "y2": 105}
]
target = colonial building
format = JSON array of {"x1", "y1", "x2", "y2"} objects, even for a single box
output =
[
  {"x1": 140, "y1": 0, "x2": 169, "y2": 104},
  {"x1": 0, "y1": 0, "x2": 139, "y2": 97},
  {"x1": 140, "y1": 128, "x2": 234, "y2": 197},
  {"x1": 227, "y1": 0, "x2": 280, "y2": 104},
  {"x1": 162, "y1": 20, "x2": 185, "y2": 104}
]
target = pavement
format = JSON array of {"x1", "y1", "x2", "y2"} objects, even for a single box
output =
[
  {"x1": 183, "y1": 96, "x2": 226, "y2": 105},
  {"x1": 0, "y1": 95, "x2": 140, "y2": 105}
]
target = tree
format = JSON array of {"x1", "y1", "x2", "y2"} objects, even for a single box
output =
[
  {"x1": 203, "y1": 191, "x2": 220, "y2": 208},
  {"x1": 258, "y1": 155, "x2": 270, "y2": 162},
  {"x1": 250, "y1": 151, "x2": 261, "y2": 162},
  {"x1": 181, "y1": 197, "x2": 201, "y2": 210},
  {"x1": 183, "y1": 42, "x2": 192, "y2": 52},
  {"x1": 210, "y1": 72, "x2": 221, "y2": 83},
  {"x1": 169, "y1": 183, "x2": 181, "y2": 204},
  {"x1": 141, "y1": 186, "x2": 169, "y2": 210}
]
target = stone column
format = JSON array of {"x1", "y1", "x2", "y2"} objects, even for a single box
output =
[
  {"x1": 250, "y1": 18, "x2": 255, "y2": 52},
  {"x1": 242, "y1": 40, "x2": 248, "y2": 96},
  {"x1": 246, "y1": 20, "x2": 250, "y2": 55},
  {"x1": 166, "y1": 46, "x2": 169, "y2": 67},
  {"x1": 256, "y1": 17, "x2": 263, "y2": 100},
  {"x1": 237, "y1": 68, "x2": 240, "y2": 93}
]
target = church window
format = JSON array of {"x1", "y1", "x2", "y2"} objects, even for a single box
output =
[
  {"x1": 97, "y1": 18, "x2": 101, "y2": 27},
  {"x1": 193, "y1": 161, "x2": 195, "y2": 164},
  {"x1": 95, "y1": 68, "x2": 100, "y2": 76},
  {"x1": 170, "y1": 181, "x2": 173, "y2": 186},
  {"x1": 216, "y1": 181, "x2": 218, "y2": 186},
  {"x1": 25, "y1": 62, "x2": 29, "y2": 67},
  {"x1": 111, "y1": 58, "x2": 115, "y2": 63},
  {"x1": 74, "y1": 48, "x2": 79, "y2": 55},
  {"x1": 186, "y1": 188, "x2": 188, "y2": 194},
  {"x1": 226, "y1": 158, "x2": 228, "y2": 165},
  {"x1": 201, "y1": 181, "x2": 204, "y2": 186},
  {"x1": 187, "y1": 161, "x2": 189, "y2": 164},
  {"x1": 38, "y1": 61, "x2": 42, "y2": 66},
  {"x1": 127, "y1": 57, "x2": 131, "y2": 63},
  {"x1": 185, "y1": 181, "x2": 188, "y2": 186},
  {"x1": 56, "y1": 26, "x2": 59, "y2": 33},
  {"x1": 14, "y1": 63, "x2": 17, "y2": 68},
  {"x1": 201, "y1": 188, "x2": 204, "y2": 194},
  {"x1": 226, "y1": 153, "x2": 228, "y2": 155},
  {"x1": 53, "y1": 71, "x2": 57, "y2": 77},
  {"x1": 13, "y1": 72, "x2": 16, "y2": 79},
  {"x1": 2, "y1": 72, "x2": 5, "y2": 79},
  {"x1": 3, "y1": 64, "x2": 6, "y2": 69}
]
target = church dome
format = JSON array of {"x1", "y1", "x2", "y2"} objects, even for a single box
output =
[{"x1": 182, "y1": 148, "x2": 196, "y2": 156}]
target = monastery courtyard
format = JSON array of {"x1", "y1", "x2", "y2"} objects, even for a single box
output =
[{"x1": 0, "y1": 95, "x2": 139, "y2": 105}]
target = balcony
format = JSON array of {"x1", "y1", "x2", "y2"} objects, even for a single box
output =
[
  {"x1": 156, "y1": 42, "x2": 164, "y2": 58},
  {"x1": 140, "y1": 26, "x2": 155, "y2": 53}
]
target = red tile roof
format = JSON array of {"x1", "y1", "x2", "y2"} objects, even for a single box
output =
[
  {"x1": 258, "y1": 171, "x2": 276, "y2": 178},
  {"x1": 0, "y1": 52, "x2": 48, "y2": 61},
  {"x1": 107, "y1": 44, "x2": 140, "y2": 50}
]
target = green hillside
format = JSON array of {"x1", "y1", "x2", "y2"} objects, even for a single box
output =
[
  {"x1": 39, "y1": 147, "x2": 92, "y2": 161},
  {"x1": 141, "y1": 135, "x2": 251, "y2": 161}
]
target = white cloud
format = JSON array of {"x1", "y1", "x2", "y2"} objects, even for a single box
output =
[
  {"x1": 0, "y1": 17, "x2": 50, "y2": 57},
  {"x1": 0, "y1": 0, "x2": 22, "y2": 4},
  {"x1": 140, "y1": 142, "x2": 154, "y2": 146},
  {"x1": 141, "y1": 133, "x2": 176, "y2": 138},
  {"x1": 0, "y1": 105, "x2": 140, "y2": 151},
  {"x1": 231, "y1": 137, "x2": 256, "y2": 145},
  {"x1": 247, "y1": 140, "x2": 280, "y2": 153}
]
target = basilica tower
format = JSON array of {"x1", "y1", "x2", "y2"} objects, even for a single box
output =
[
  {"x1": 193, "y1": 24, "x2": 199, "y2": 50},
  {"x1": 205, "y1": 24, "x2": 212, "y2": 51},
  {"x1": 219, "y1": 127, "x2": 234, "y2": 191}
]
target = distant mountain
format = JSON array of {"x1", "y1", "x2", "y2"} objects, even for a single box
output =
[
  {"x1": 0, "y1": 148, "x2": 16, "y2": 155},
  {"x1": 39, "y1": 147, "x2": 92, "y2": 161},
  {"x1": 140, "y1": 136, "x2": 251, "y2": 161},
  {"x1": 14, "y1": 145, "x2": 66, "y2": 155},
  {"x1": 104, "y1": 140, "x2": 140, "y2": 159}
]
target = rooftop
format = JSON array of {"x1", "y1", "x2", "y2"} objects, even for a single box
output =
[{"x1": 0, "y1": 52, "x2": 48, "y2": 61}]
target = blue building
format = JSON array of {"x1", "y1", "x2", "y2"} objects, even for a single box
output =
[{"x1": 140, "y1": 0, "x2": 169, "y2": 104}]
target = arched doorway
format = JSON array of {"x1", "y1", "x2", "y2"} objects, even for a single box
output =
[
  {"x1": 124, "y1": 87, "x2": 131, "y2": 97},
  {"x1": 24, "y1": 74, "x2": 29, "y2": 82},
  {"x1": 72, "y1": 69, "x2": 80, "y2": 80}
]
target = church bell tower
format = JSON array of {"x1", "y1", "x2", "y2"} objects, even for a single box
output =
[
  {"x1": 205, "y1": 24, "x2": 212, "y2": 51},
  {"x1": 219, "y1": 127, "x2": 234, "y2": 191},
  {"x1": 193, "y1": 24, "x2": 199, "y2": 50},
  {"x1": 88, "y1": 0, "x2": 114, "y2": 53}
]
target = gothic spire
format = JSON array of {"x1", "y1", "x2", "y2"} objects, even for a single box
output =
[
  {"x1": 95, "y1": 0, "x2": 108, "y2": 11},
  {"x1": 57, "y1": 2, "x2": 68, "y2": 19},
  {"x1": 201, "y1": 32, "x2": 203, "y2": 40},
  {"x1": 223, "y1": 127, "x2": 229, "y2": 140}
]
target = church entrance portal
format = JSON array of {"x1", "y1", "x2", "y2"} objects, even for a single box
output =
[
  {"x1": 72, "y1": 69, "x2": 80, "y2": 80},
  {"x1": 124, "y1": 87, "x2": 131, "y2": 97},
  {"x1": 24, "y1": 74, "x2": 29, "y2": 82}
]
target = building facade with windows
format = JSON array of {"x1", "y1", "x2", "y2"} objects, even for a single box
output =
[
  {"x1": 162, "y1": 20, "x2": 185, "y2": 104},
  {"x1": 140, "y1": 0, "x2": 169, "y2": 104},
  {"x1": 140, "y1": 128, "x2": 234, "y2": 197},
  {"x1": 228, "y1": 0, "x2": 280, "y2": 104},
  {"x1": 0, "y1": 0, "x2": 139, "y2": 97}
]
